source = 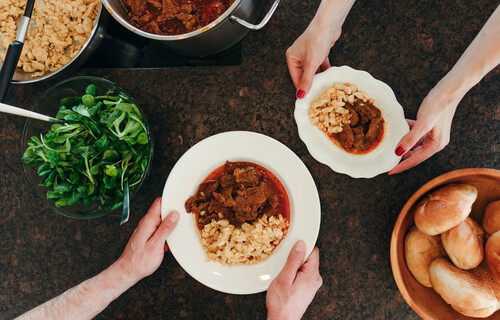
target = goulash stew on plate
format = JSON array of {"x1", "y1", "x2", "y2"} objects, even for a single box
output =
[
  {"x1": 185, "y1": 161, "x2": 290, "y2": 266},
  {"x1": 309, "y1": 82, "x2": 385, "y2": 154}
]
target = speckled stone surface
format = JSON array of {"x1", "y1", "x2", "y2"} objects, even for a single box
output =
[{"x1": 1, "y1": 1, "x2": 499, "y2": 319}]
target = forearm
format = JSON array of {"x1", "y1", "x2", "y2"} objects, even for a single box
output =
[
  {"x1": 16, "y1": 260, "x2": 137, "y2": 320},
  {"x1": 437, "y1": 5, "x2": 500, "y2": 101},
  {"x1": 311, "y1": 0, "x2": 356, "y2": 31}
]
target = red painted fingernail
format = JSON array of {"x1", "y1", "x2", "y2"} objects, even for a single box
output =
[
  {"x1": 296, "y1": 89, "x2": 305, "y2": 99},
  {"x1": 395, "y1": 146, "x2": 405, "y2": 156}
]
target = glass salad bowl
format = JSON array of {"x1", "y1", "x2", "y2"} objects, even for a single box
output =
[{"x1": 20, "y1": 76, "x2": 154, "y2": 219}]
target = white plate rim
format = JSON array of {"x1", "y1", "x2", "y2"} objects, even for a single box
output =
[{"x1": 161, "y1": 131, "x2": 321, "y2": 294}]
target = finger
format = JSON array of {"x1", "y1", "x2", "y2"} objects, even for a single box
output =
[
  {"x1": 164, "y1": 242, "x2": 169, "y2": 252},
  {"x1": 315, "y1": 66, "x2": 322, "y2": 74},
  {"x1": 296, "y1": 247, "x2": 322, "y2": 289},
  {"x1": 389, "y1": 143, "x2": 438, "y2": 175},
  {"x1": 134, "y1": 197, "x2": 163, "y2": 242},
  {"x1": 405, "y1": 120, "x2": 425, "y2": 149},
  {"x1": 412, "y1": 133, "x2": 429, "y2": 149},
  {"x1": 287, "y1": 63, "x2": 303, "y2": 90},
  {"x1": 278, "y1": 240, "x2": 306, "y2": 284},
  {"x1": 150, "y1": 211, "x2": 179, "y2": 248},
  {"x1": 402, "y1": 146, "x2": 420, "y2": 160},
  {"x1": 394, "y1": 121, "x2": 430, "y2": 157},
  {"x1": 406, "y1": 119, "x2": 416, "y2": 129},
  {"x1": 296, "y1": 61, "x2": 317, "y2": 99},
  {"x1": 299, "y1": 247, "x2": 320, "y2": 274},
  {"x1": 285, "y1": 51, "x2": 303, "y2": 90},
  {"x1": 320, "y1": 57, "x2": 331, "y2": 72}
]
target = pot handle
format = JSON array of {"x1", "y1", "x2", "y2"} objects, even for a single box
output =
[{"x1": 229, "y1": 0, "x2": 280, "y2": 30}]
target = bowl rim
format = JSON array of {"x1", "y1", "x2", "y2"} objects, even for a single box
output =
[
  {"x1": 390, "y1": 168, "x2": 500, "y2": 320},
  {"x1": 19, "y1": 76, "x2": 154, "y2": 219}
]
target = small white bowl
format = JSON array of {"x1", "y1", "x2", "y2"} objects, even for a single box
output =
[{"x1": 294, "y1": 65, "x2": 410, "y2": 178}]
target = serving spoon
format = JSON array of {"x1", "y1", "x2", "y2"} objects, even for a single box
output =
[
  {"x1": 0, "y1": 101, "x2": 60, "y2": 122},
  {"x1": 120, "y1": 179, "x2": 130, "y2": 225}
]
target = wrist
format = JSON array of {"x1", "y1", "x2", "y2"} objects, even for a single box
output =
[
  {"x1": 100, "y1": 259, "x2": 141, "y2": 299},
  {"x1": 430, "y1": 79, "x2": 465, "y2": 111},
  {"x1": 267, "y1": 309, "x2": 300, "y2": 320},
  {"x1": 109, "y1": 257, "x2": 143, "y2": 285},
  {"x1": 307, "y1": 18, "x2": 342, "y2": 47},
  {"x1": 310, "y1": 0, "x2": 355, "y2": 37},
  {"x1": 76, "y1": 261, "x2": 138, "y2": 312},
  {"x1": 437, "y1": 77, "x2": 468, "y2": 101},
  {"x1": 309, "y1": 13, "x2": 343, "y2": 41}
]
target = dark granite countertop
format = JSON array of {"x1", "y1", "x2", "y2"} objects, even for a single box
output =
[{"x1": 1, "y1": 1, "x2": 499, "y2": 319}]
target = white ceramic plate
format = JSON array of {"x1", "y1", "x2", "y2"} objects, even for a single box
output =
[
  {"x1": 161, "y1": 131, "x2": 321, "y2": 294},
  {"x1": 294, "y1": 66, "x2": 410, "y2": 178}
]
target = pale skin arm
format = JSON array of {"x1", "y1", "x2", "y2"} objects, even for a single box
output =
[
  {"x1": 15, "y1": 198, "x2": 179, "y2": 320},
  {"x1": 266, "y1": 241, "x2": 323, "y2": 320},
  {"x1": 389, "y1": 4, "x2": 500, "y2": 174},
  {"x1": 16, "y1": 204, "x2": 321, "y2": 319},
  {"x1": 286, "y1": 0, "x2": 356, "y2": 99}
]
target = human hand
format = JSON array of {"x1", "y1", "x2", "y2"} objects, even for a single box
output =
[
  {"x1": 389, "y1": 88, "x2": 460, "y2": 175},
  {"x1": 286, "y1": 21, "x2": 341, "y2": 99},
  {"x1": 266, "y1": 241, "x2": 322, "y2": 320},
  {"x1": 114, "y1": 197, "x2": 179, "y2": 283}
]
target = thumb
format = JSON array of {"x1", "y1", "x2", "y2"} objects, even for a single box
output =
[
  {"x1": 150, "y1": 211, "x2": 179, "y2": 247},
  {"x1": 279, "y1": 240, "x2": 306, "y2": 284},
  {"x1": 394, "y1": 121, "x2": 429, "y2": 156},
  {"x1": 296, "y1": 62, "x2": 316, "y2": 99}
]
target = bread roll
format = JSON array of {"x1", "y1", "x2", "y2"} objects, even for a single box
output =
[
  {"x1": 442, "y1": 217, "x2": 485, "y2": 269},
  {"x1": 429, "y1": 258, "x2": 497, "y2": 311},
  {"x1": 451, "y1": 305, "x2": 497, "y2": 318},
  {"x1": 483, "y1": 200, "x2": 500, "y2": 236},
  {"x1": 485, "y1": 231, "x2": 500, "y2": 284},
  {"x1": 472, "y1": 263, "x2": 500, "y2": 303},
  {"x1": 449, "y1": 263, "x2": 500, "y2": 317},
  {"x1": 454, "y1": 263, "x2": 500, "y2": 317},
  {"x1": 414, "y1": 183, "x2": 477, "y2": 235},
  {"x1": 405, "y1": 226, "x2": 444, "y2": 287}
]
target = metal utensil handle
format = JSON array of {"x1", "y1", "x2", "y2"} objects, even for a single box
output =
[
  {"x1": 230, "y1": 0, "x2": 280, "y2": 30},
  {"x1": 0, "y1": 102, "x2": 59, "y2": 122},
  {"x1": 0, "y1": 0, "x2": 35, "y2": 101},
  {"x1": 0, "y1": 42, "x2": 23, "y2": 102},
  {"x1": 120, "y1": 179, "x2": 130, "y2": 225}
]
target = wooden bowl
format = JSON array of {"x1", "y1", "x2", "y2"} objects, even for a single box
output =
[{"x1": 391, "y1": 168, "x2": 500, "y2": 320}]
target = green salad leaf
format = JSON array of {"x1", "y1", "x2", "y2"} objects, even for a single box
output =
[{"x1": 22, "y1": 85, "x2": 150, "y2": 210}]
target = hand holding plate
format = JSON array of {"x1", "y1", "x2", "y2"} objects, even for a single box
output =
[
  {"x1": 389, "y1": 89, "x2": 459, "y2": 175},
  {"x1": 266, "y1": 241, "x2": 323, "y2": 320},
  {"x1": 115, "y1": 198, "x2": 179, "y2": 283}
]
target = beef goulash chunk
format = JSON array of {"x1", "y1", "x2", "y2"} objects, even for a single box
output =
[
  {"x1": 365, "y1": 117, "x2": 384, "y2": 144},
  {"x1": 338, "y1": 124, "x2": 355, "y2": 151},
  {"x1": 344, "y1": 104, "x2": 359, "y2": 126},
  {"x1": 185, "y1": 161, "x2": 289, "y2": 230}
]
